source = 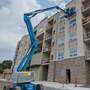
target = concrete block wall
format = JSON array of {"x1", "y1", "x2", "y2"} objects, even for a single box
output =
[
  {"x1": 48, "y1": 56, "x2": 87, "y2": 84},
  {"x1": 30, "y1": 66, "x2": 42, "y2": 81},
  {"x1": 31, "y1": 52, "x2": 42, "y2": 65}
]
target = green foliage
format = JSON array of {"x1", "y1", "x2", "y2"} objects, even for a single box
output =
[
  {"x1": 2, "y1": 60, "x2": 12, "y2": 69},
  {"x1": 0, "y1": 64, "x2": 3, "y2": 74},
  {"x1": 0, "y1": 60, "x2": 12, "y2": 74}
]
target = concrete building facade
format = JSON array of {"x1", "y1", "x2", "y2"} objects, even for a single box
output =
[{"x1": 14, "y1": 0, "x2": 90, "y2": 85}]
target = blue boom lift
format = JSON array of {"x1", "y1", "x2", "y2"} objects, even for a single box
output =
[{"x1": 9, "y1": 6, "x2": 76, "y2": 90}]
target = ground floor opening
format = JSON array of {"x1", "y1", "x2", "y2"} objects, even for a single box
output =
[
  {"x1": 86, "y1": 61, "x2": 90, "y2": 85},
  {"x1": 42, "y1": 65, "x2": 49, "y2": 81},
  {"x1": 66, "y1": 69, "x2": 71, "y2": 83}
]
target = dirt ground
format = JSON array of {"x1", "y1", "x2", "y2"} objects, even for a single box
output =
[{"x1": 0, "y1": 79, "x2": 12, "y2": 90}]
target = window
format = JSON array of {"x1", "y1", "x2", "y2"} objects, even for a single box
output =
[
  {"x1": 69, "y1": 31, "x2": 77, "y2": 43},
  {"x1": 59, "y1": 27, "x2": 65, "y2": 32},
  {"x1": 53, "y1": 30, "x2": 55, "y2": 34},
  {"x1": 60, "y1": 16, "x2": 65, "y2": 27},
  {"x1": 52, "y1": 42, "x2": 54, "y2": 47},
  {"x1": 69, "y1": 41, "x2": 77, "y2": 47},
  {"x1": 69, "y1": 48, "x2": 77, "y2": 57},
  {"x1": 58, "y1": 37, "x2": 64, "y2": 44},
  {"x1": 69, "y1": 38, "x2": 77, "y2": 43},
  {"x1": 58, "y1": 42, "x2": 64, "y2": 47},
  {"x1": 51, "y1": 55, "x2": 53, "y2": 60},
  {"x1": 69, "y1": 19, "x2": 76, "y2": 28},
  {"x1": 58, "y1": 52, "x2": 64, "y2": 60},
  {"x1": 60, "y1": 16, "x2": 65, "y2": 23},
  {"x1": 58, "y1": 32, "x2": 65, "y2": 37},
  {"x1": 69, "y1": 31, "x2": 76, "y2": 38},
  {"x1": 58, "y1": 38, "x2": 64, "y2": 47},
  {"x1": 54, "y1": 20, "x2": 56, "y2": 24}
]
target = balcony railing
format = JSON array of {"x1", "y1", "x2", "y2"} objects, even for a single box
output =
[
  {"x1": 41, "y1": 59, "x2": 50, "y2": 64},
  {"x1": 43, "y1": 47, "x2": 51, "y2": 52},
  {"x1": 45, "y1": 35, "x2": 52, "y2": 40},
  {"x1": 83, "y1": 16, "x2": 90, "y2": 24},
  {"x1": 46, "y1": 24, "x2": 53, "y2": 31},
  {"x1": 85, "y1": 50, "x2": 90, "y2": 60},
  {"x1": 82, "y1": 16, "x2": 90, "y2": 29},
  {"x1": 84, "y1": 32, "x2": 90, "y2": 39},
  {"x1": 83, "y1": 3, "x2": 90, "y2": 10},
  {"x1": 82, "y1": 1, "x2": 90, "y2": 16},
  {"x1": 46, "y1": 28, "x2": 53, "y2": 33}
]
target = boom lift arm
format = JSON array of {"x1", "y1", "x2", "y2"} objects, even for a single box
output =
[{"x1": 17, "y1": 6, "x2": 72, "y2": 72}]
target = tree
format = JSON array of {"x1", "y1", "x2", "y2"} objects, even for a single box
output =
[
  {"x1": 0, "y1": 60, "x2": 12, "y2": 74},
  {"x1": 2, "y1": 60, "x2": 12, "y2": 69},
  {"x1": 0, "y1": 63, "x2": 3, "y2": 74}
]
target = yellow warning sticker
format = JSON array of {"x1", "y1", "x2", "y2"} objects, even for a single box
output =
[{"x1": 23, "y1": 72, "x2": 29, "y2": 77}]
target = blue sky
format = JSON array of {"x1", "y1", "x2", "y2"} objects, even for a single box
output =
[{"x1": 0, "y1": 0, "x2": 71, "y2": 62}]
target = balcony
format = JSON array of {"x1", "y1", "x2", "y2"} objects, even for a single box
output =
[
  {"x1": 45, "y1": 35, "x2": 52, "y2": 41},
  {"x1": 37, "y1": 33, "x2": 44, "y2": 41},
  {"x1": 85, "y1": 50, "x2": 90, "y2": 60},
  {"x1": 82, "y1": 0, "x2": 90, "y2": 16},
  {"x1": 46, "y1": 28, "x2": 52, "y2": 33},
  {"x1": 82, "y1": 16, "x2": 90, "y2": 29},
  {"x1": 85, "y1": 42, "x2": 90, "y2": 60},
  {"x1": 48, "y1": 19, "x2": 53, "y2": 28},
  {"x1": 45, "y1": 28, "x2": 52, "y2": 41},
  {"x1": 38, "y1": 41, "x2": 43, "y2": 44},
  {"x1": 41, "y1": 59, "x2": 50, "y2": 65},
  {"x1": 47, "y1": 24, "x2": 53, "y2": 30},
  {"x1": 83, "y1": 32, "x2": 90, "y2": 42},
  {"x1": 43, "y1": 47, "x2": 51, "y2": 53}
]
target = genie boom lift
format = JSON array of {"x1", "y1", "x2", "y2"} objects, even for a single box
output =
[{"x1": 9, "y1": 6, "x2": 76, "y2": 90}]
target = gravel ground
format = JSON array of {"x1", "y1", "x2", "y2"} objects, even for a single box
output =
[
  {"x1": 0, "y1": 80, "x2": 90, "y2": 90},
  {"x1": 0, "y1": 79, "x2": 12, "y2": 90},
  {"x1": 33, "y1": 81, "x2": 90, "y2": 90}
]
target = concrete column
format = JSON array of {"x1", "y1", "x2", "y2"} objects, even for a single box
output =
[{"x1": 48, "y1": 61, "x2": 55, "y2": 81}]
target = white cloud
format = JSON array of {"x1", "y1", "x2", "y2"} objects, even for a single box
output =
[
  {"x1": 0, "y1": 0, "x2": 70, "y2": 61},
  {"x1": 0, "y1": 0, "x2": 44, "y2": 60},
  {"x1": 47, "y1": 0, "x2": 72, "y2": 17},
  {"x1": 25, "y1": 0, "x2": 45, "y2": 26},
  {"x1": 48, "y1": 0, "x2": 65, "y2": 6},
  {"x1": 48, "y1": 0, "x2": 63, "y2": 4},
  {"x1": 48, "y1": 0, "x2": 71, "y2": 9},
  {"x1": 10, "y1": 0, "x2": 45, "y2": 28}
]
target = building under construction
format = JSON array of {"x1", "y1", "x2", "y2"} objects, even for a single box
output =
[{"x1": 14, "y1": 0, "x2": 90, "y2": 85}]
